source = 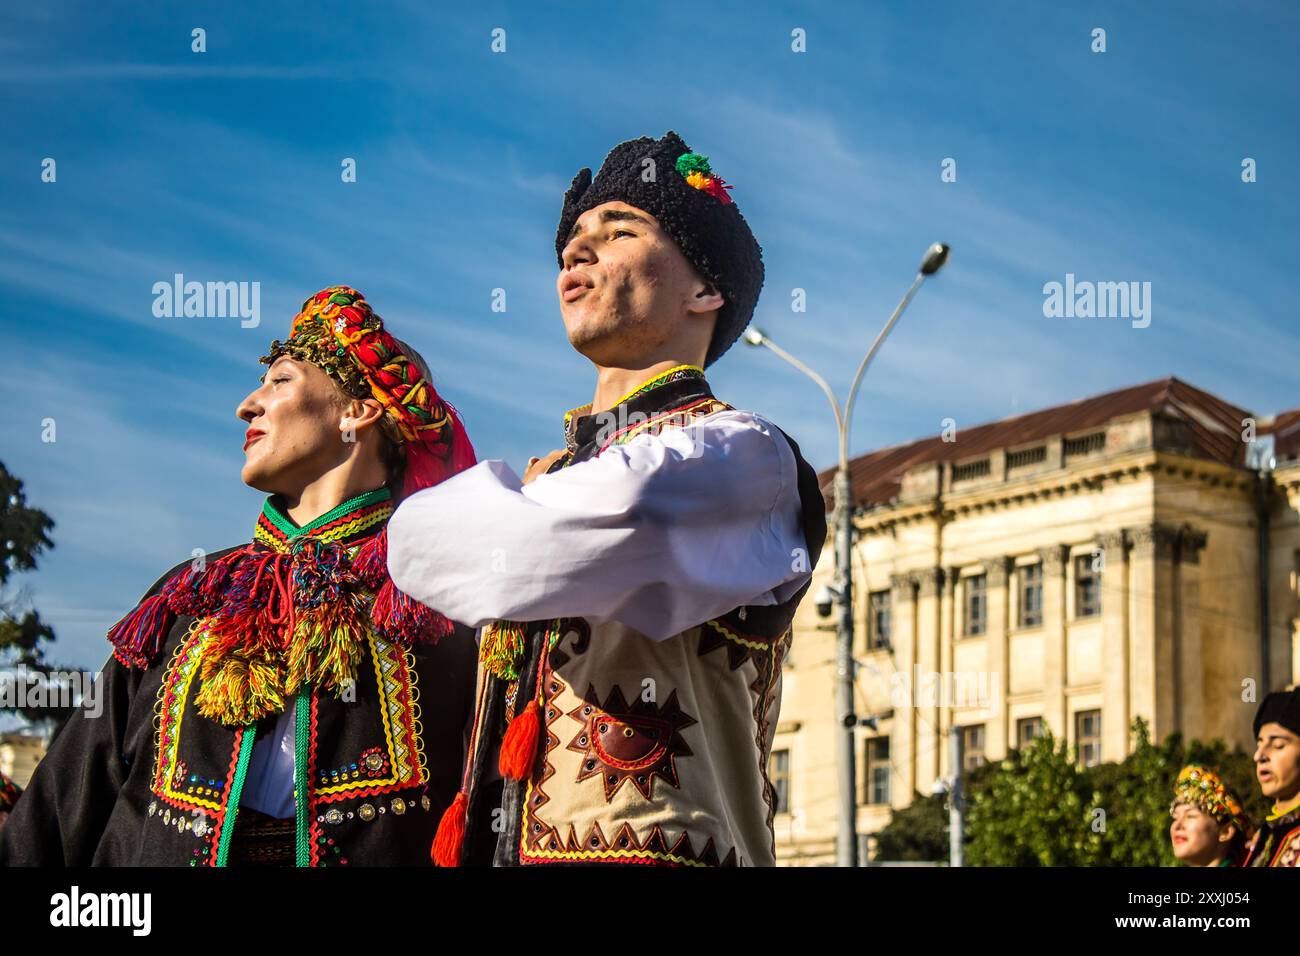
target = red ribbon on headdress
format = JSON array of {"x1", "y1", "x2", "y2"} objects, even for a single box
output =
[{"x1": 401, "y1": 400, "x2": 476, "y2": 498}]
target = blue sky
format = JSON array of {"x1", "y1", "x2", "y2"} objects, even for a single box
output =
[{"x1": 1, "y1": 1, "x2": 1297, "y2": 671}]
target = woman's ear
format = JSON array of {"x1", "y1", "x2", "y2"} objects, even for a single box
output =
[{"x1": 339, "y1": 397, "x2": 386, "y2": 442}]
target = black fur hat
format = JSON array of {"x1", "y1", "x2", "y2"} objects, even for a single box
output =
[
  {"x1": 1254, "y1": 688, "x2": 1300, "y2": 737},
  {"x1": 555, "y1": 130, "x2": 764, "y2": 367}
]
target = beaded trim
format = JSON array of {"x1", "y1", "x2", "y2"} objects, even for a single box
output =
[
  {"x1": 314, "y1": 631, "x2": 427, "y2": 800},
  {"x1": 596, "y1": 397, "x2": 730, "y2": 454}
]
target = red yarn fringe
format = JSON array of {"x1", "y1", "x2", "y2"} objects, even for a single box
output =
[
  {"x1": 108, "y1": 531, "x2": 451, "y2": 671},
  {"x1": 350, "y1": 530, "x2": 388, "y2": 590},
  {"x1": 106, "y1": 593, "x2": 176, "y2": 668},
  {"x1": 372, "y1": 577, "x2": 453, "y2": 646},
  {"x1": 162, "y1": 551, "x2": 237, "y2": 618}
]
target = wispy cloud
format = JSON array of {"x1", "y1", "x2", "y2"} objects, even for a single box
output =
[{"x1": 0, "y1": 63, "x2": 341, "y2": 81}]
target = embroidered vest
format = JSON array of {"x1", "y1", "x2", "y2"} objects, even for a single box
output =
[
  {"x1": 444, "y1": 366, "x2": 826, "y2": 866},
  {"x1": 1244, "y1": 804, "x2": 1300, "y2": 867},
  {"x1": 98, "y1": 487, "x2": 477, "y2": 866}
]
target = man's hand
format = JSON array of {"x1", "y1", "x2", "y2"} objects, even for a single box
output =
[{"x1": 522, "y1": 448, "x2": 568, "y2": 485}]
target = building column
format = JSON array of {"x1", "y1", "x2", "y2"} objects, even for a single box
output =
[
  {"x1": 915, "y1": 568, "x2": 944, "y2": 795},
  {"x1": 1126, "y1": 524, "x2": 1180, "y2": 747},
  {"x1": 889, "y1": 572, "x2": 917, "y2": 808},
  {"x1": 1098, "y1": 530, "x2": 1131, "y2": 761},
  {"x1": 938, "y1": 566, "x2": 959, "y2": 780},
  {"x1": 1175, "y1": 526, "x2": 1207, "y2": 737},
  {"x1": 1037, "y1": 545, "x2": 1068, "y2": 740},
  {"x1": 982, "y1": 556, "x2": 1011, "y2": 759}
]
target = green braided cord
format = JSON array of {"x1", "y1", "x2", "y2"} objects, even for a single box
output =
[
  {"x1": 215, "y1": 725, "x2": 258, "y2": 867},
  {"x1": 294, "y1": 685, "x2": 312, "y2": 867}
]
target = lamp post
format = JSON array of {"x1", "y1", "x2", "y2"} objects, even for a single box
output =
[{"x1": 744, "y1": 242, "x2": 950, "y2": 867}]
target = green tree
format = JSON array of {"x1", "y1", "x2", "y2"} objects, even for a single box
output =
[
  {"x1": 0, "y1": 461, "x2": 68, "y2": 726},
  {"x1": 872, "y1": 791, "x2": 947, "y2": 861},
  {"x1": 956, "y1": 719, "x2": 1261, "y2": 865},
  {"x1": 966, "y1": 731, "x2": 1093, "y2": 865},
  {"x1": 1084, "y1": 718, "x2": 1172, "y2": 865}
]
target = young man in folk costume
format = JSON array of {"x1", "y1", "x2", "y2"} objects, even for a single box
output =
[
  {"x1": 1244, "y1": 688, "x2": 1300, "y2": 867},
  {"x1": 1168, "y1": 764, "x2": 1251, "y2": 867},
  {"x1": 388, "y1": 131, "x2": 827, "y2": 867},
  {"x1": 0, "y1": 287, "x2": 480, "y2": 866}
]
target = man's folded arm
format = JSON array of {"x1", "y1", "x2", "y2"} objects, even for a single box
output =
[{"x1": 387, "y1": 410, "x2": 811, "y2": 640}]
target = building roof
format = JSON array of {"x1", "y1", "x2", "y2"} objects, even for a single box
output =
[
  {"x1": 1267, "y1": 408, "x2": 1300, "y2": 463},
  {"x1": 819, "y1": 376, "x2": 1259, "y2": 511}
]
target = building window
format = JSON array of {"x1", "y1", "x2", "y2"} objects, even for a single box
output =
[
  {"x1": 964, "y1": 574, "x2": 987, "y2": 636},
  {"x1": 1018, "y1": 562, "x2": 1043, "y2": 628},
  {"x1": 1074, "y1": 554, "x2": 1101, "y2": 618},
  {"x1": 1006, "y1": 445, "x2": 1047, "y2": 470},
  {"x1": 952, "y1": 458, "x2": 991, "y2": 482},
  {"x1": 868, "y1": 590, "x2": 891, "y2": 650},
  {"x1": 1075, "y1": 710, "x2": 1102, "y2": 767},
  {"x1": 1063, "y1": 431, "x2": 1106, "y2": 459},
  {"x1": 770, "y1": 749, "x2": 790, "y2": 813},
  {"x1": 961, "y1": 724, "x2": 986, "y2": 771},
  {"x1": 1016, "y1": 716, "x2": 1044, "y2": 750},
  {"x1": 864, "y1": 737, "x2": 890, "y2": 805}
]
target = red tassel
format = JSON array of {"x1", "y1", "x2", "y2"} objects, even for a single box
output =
[
  {"x1": 106, "y1": 593, "x2": 177, "y2": 668},
  {"x1": 162, "y1": 552, "x2": 236, "y2": 618},
  {"x1": 498, "y1": 700, "x2": 541, "y2": 781},
  {"x1": 431, "y1": 791, "x2": 468, "y2": 867},
  {"x1": 372, "y1": 578, "x2": 454, "y2": 646},
  {"x1": 195, "y1": 553, "x2": 236, "y2": 608},
  {"x1": 351, "y1": 530, "x2": 388, "y2": 589}
]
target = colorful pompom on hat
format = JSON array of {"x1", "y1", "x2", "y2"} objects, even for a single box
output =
[
  {"x1": 1171, "y1": 764, "x2": 1249, "y2": 833},
  {"x1": 554, "y1": 130, "x2": 764, "y2": 367},
  {"x1": 260, "y1": 286, "x2": 477, "y2": 500}
]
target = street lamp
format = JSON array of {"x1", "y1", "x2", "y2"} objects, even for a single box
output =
[{"x1": 745, "y1": 242, "x2": 950, "y2": 867}]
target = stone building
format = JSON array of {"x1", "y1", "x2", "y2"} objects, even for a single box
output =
[
  {"x1": 0, "y1": 733, "x2": 47, "y2": 789},
  {"x1": 773, "y1": 377, "x2": 1300, "y2": 865}
]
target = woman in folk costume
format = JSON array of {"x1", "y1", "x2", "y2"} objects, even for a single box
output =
[
  {"x1": 0, "y1": 771, "x2": 20, "y2": 829},
  {"x1": 388, "y1": 132, "x2": 827, "y2": 867},
  {"x1": 0, "y1": 287, "x2": 479, "y2": 866},
  {"x1": 1168, "y1": 764, "x2": 1251, "y2": 867}
]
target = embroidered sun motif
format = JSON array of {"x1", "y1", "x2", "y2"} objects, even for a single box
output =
[{"x1": 565, "y1": 684, "x2": 697, "y2": 802}]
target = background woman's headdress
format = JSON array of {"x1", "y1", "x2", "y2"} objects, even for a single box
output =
[{"x1": 1171, "y1": 763, "x2": 1249, "y2": 833}]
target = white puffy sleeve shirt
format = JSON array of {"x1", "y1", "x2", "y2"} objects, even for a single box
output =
[{"x1": 386, "y1": 409, "x2": 812, "y2": 641}]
